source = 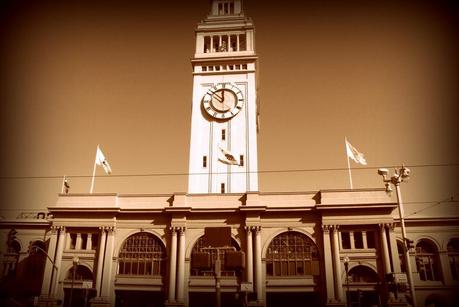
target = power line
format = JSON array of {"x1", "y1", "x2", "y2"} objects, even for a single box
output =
[{"x1": 0, "y1": 162, "x2": 458, "y2": 180}]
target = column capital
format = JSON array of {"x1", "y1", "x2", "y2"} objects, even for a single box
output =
[
  {"x1": 55, "y1": 226, "x2": 65, "y2": 232},
  {"x1": 99, "y1": 226, "x2": 115, "y2": 232},
  {"x1": 106, "y1": 226, "x2": 116, "y2": 233},
  {"x1": 387, "y1": 223, "x2": 396, "y2": 231},
  {"x1": 250, "y1": 226, "x2": 261, "y2": 233},
  {"x1": 331, "y1": 225, "x2": 339, "y2": 232},
  {"x1": 170, "y1": 226, "x2": 186, "y2": 233},
  {"x1": 378, "y1": 223, "x2": 389, "y2": 230},
  {"x1": 322, "y1": 225, "x2": 332, "y2": 233},
  {"x1": 50, "y1": 226, "x2": 60, "y2": 234}
]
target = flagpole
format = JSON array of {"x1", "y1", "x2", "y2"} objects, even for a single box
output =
[
  {"x1": 61, "y1": 175, "x2": 66, "y2": 194},
  {"x1": 89, "y1": 145, "x2": 99, "y2": 194},
  {"x1": 345, "y1": 137, "x2": 354, "y2": 189}
]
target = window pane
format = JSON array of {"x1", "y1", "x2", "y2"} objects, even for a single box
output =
[
  {"x1": 341, "y1": 232, "x2": 351, "y2": 249},
  {"x1": 118, "y1": 233, "x2": 166, "y2": 276},
  {"x1": 266, "y1": 232, "x2": 319, "y2": 276},
  {"x1": 366, "y1": 231, "x2": 375, "y2": 248},
  {"x1": 354, "y1": 232, "x2": 363, "y2": 249}
]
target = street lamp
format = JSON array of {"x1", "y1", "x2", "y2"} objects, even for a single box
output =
[
  {"x1": 344, "y1": 256, "x2": 350, "y2": 307},
  {"x1": 68, "y1": 256, "x2": 79, "y2": 307},
  {"x1": 378, "y1": 165, "x2": 416, "y2": 307}
]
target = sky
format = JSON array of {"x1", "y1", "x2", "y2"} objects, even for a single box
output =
[{"x1": 1, "y1": 0, "x2": 458, "y2": 218}]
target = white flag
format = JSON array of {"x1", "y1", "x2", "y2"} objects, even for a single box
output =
[
  {"x1": 96, "y1": 146, "x2": 112, "y2": 174},
  {"x1": 345, "y1": 139, "x2": 367, "y2": 165},
  {"x1": 218, "y1": 145, "x2": 239, "y2": 165}
]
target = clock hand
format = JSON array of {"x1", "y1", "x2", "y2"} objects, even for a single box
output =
[{"x1": 214, "y1": 92, "x2": 223, "y2": 103}]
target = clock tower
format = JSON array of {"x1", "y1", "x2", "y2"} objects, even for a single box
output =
[{"x1": 188, "y1": 0, "x2": 259, "y2": 194}]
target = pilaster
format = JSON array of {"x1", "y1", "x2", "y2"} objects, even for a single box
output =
[
  {"x1": 322, "y1": 225, "x2": 336, "y2": 303},
  {"x1": 331, "y1": 225, "x2": 343, "y2": 302}
]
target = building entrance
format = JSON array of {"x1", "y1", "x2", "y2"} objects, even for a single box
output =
[
  {"x1": 266, "y1": 292, "x2": 322, "y2": 307},
  {"x1": 115, "y1": 290, "x2": 164, "y2": 307},
  {"x1": 63, "y1": 288, "x2": 96, "y2": 307},
  {"x1": 348, "y1": 290, "x2": 381, "y2": 307},
  {"x1": 189, "y1": 292, "x2": 242, "y2": 307}
]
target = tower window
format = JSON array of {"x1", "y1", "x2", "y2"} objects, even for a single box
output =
[
  {"x1": 220, "y1": 36, "x2": 228, "y2": 52},
  {"x1": 239, "y1": 155, "x2": 244, "y2": 166},
  {"x1": 204, "y1": 36, "x2": 211, "y2": 53},
  {"x1": 213, "y1": 35, "x2": 219, "y2": 52},
  {"x1": 239, "y1": 34, "x2": 246, "y2": 51},
  {"x1": 230, "y1": 35, "x2": 237, "y2": 51},
  {"x1": 221, "y1": 129, "x2": 226, "y2": 141},
  {"x1": 221, "y1": 183, "x2": 225, "y2": 194},
  {"x1": 203, "y1": 156, "x2": 207, "y2": 168}
]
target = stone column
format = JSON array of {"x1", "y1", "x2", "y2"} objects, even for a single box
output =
[
  {"x1": 254, "y1": 226, "x2": 263, "y2": 303},
  {"x1": 176, "y1": 227, "x2": 186, "y2": 302},
  {"x1": 76, "y1": 233, "x2": 82, "y2": 250},
  {"x1": 362, "y1": 231, "x2": 368, "y2": 249},
  {"x1": 387, "y1": 224, "x2": 401, "y2": 273},
  {"x1": 379, "y1": 224, "x2": 391, "y2": 274},
  {"x1": 95, "y1": 227, "x2": 107, "y2": 296},
  {"x1": 41, "y1": 226, "x2": 59, "y2": 296},
  {"x1": 331, "y1": 225, "x2": 343, "y2": 302},
  {"x1": 379, "y1": 224, "x2": 395, "y2": 301},
  {"x1": 100, "y1": 227, "x2": 115, "y2": 299},
  {"x1": 51, "y1": 226, "x2": 66, "y2": 296},
  {"x1": 349, "y1": 231, "x2": 355, "y2": 249},
  {"x1": 322, "y1": 225, "x2": 335, "y2": 303},
  {"x1": 65, "y1": 233, "x2": 71, "y2": 250},
  {"x1": 86, "y1": 233, "x2": 92, "y2": 250},
  {"x1": 168, "y1": 227, "x2": 178, "y2": 302},
  {"x1": 439, "y1": 250, "x2": 454, "y2": 285},
  {"x1": 245, "y1": 226, "x2": 254, "y2": 286}
]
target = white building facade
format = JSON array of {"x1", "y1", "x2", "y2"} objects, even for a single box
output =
[{"x1": 1, "y1": 1, "x2": 458, "y2": 307}]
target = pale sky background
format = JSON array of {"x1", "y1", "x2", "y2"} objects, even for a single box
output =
[{"x1": 1, "y1": 0, "x2": 458, "y2": 218}]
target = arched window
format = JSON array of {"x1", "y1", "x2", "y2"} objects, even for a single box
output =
[
  {"x1": 397, "y1": 240, "x2": 406, "y2": 273},
  {"x1": 2, "y1": 230, "x2": 21, "y2": 277},
  {"x1": 118, "y1": 233, "x2": 166, "y2": 276},
  {"x1": 447, "y1": 238, "x2": 459, "y2": 280},
  {"x1": 348, "y1": 265, "x2": 379, "y2": 283},
  {"x1": 266, "y1": 231, "x2": 319, "y2": 277},
  {"x1": 416, "y1": 239, "x2": 441, "y2": 281},
  {"x1": 190, "y1": 236, "x2": 241, "y2": 277},
  {"x1": 66, "y1": 265, "x2": 93, "y2": 281}
]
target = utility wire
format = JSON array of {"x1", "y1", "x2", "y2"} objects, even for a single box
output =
[
  {"x1": 404, "y1": 197, "x2": 458, "y2": 218},
  {"x1": 0, "y1": 162, "x2": 458, "y2": 180}
]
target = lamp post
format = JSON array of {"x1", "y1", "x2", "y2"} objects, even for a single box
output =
[
  {"x1": 32, "y1": 245, "x2": 58, "y2": 271},
  {"x1": 68, "y1": 256, "x2": 79, "y2": 307},
  {"x1": 344, "y1": 256, "x2": 350, "y2": 307},
  {"x1": 378, "y1": 165, "x2": 416, "y2": 307}
]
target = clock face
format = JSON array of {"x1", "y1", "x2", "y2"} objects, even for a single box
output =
[{"x1": 202, "y1": 83, "x2": 244, "y2": 120}]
